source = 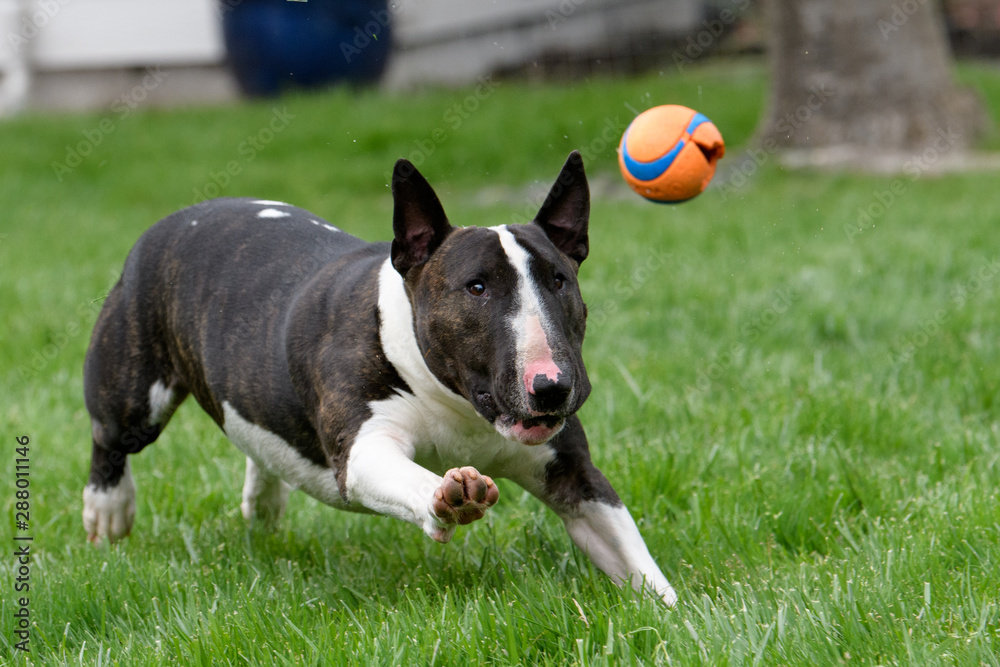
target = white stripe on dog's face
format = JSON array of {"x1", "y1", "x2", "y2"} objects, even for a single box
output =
[{"x1": 489, "y1": 226, "x2": 563, "y2": 400}]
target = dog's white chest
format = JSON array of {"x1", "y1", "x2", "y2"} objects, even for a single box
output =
[{"x1": 222, "y1": 402, "x2": 346, "y2": 508}]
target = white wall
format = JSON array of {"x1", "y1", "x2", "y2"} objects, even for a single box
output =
[
  {"x1": 384, "y1": 0, "x2": 701, "y2": 87},
  {"x1": 16, "y1": 0, "x2": 224, "y2": 70},
  {"x1": 0, "y1": 0, "x2": 701, "y2": 112}
]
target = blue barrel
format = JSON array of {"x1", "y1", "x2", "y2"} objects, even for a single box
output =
[{"x1": 221, "y1": 0, "x2": 393, "y2": 97}]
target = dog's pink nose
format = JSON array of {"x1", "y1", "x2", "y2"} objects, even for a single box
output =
[
  {"x1": 524, "y1": 360, "x2": 562, "y2": 396},
  {"x1": 525, "y1": 364, "x2": 572, "y2": 412}
]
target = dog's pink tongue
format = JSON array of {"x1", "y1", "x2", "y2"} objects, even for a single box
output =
[{"x1": 511, "y1": 419, "x2": 561, "y2": 445}]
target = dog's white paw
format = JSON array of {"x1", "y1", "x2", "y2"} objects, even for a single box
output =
[{"x1": 83, "y1": 461, "x2": 136, "y2": 544}]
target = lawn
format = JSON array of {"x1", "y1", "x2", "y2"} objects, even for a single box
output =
[{"x1": 2, "y1": 59, "x2": 1000, "y2": 665}]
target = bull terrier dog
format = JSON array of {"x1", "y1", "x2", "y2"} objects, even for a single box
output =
[{"x1": 82, "y1": 151, "x2": 677, "y2": 605}]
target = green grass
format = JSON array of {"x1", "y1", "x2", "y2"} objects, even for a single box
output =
[{"x1": 3, "y1": 59, "x2": 1000, "y2": 665}]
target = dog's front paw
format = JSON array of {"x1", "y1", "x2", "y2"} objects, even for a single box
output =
[{"x1": 429, "y1": 467, "x2": 499, "y2": 542}]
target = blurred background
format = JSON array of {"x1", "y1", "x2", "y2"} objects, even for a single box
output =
[
  {"x1": 0, "y1": 0, "x2": 737, "y2": 111},
  {"x1": 0, "y1": 0, "x2": 991, "y2": 113}
]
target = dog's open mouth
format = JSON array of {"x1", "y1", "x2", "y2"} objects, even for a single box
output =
[
  {"x1": 497, "y1": 414, "x2": 566, "y2": 445},
  {"x1": 472, "y1": 392, "x2": 568, "y2": 445},
  {"x1": 519, "y1": 415, "x2": 562, "y2": 430}
]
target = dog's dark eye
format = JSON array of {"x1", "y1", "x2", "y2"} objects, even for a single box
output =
[
  {"x1": 554, "y1": 274, "x2": 566, "y2": 290},
  {"x1": 467, "y1": 281, "x2": 487, "y2": 297}
]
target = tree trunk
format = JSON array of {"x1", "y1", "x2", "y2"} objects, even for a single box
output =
[{"x1": 757, "y1": 0, "x2": 987, "y2": 160}]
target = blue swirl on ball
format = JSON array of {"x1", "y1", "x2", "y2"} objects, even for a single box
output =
[{"x1": 621, "y1": 112, "x2": 711, "y2": 182}]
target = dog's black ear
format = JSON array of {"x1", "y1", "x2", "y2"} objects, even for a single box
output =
[
  {"x1": 533, "y1": 150, "x2": 590, "y2": 265},
  {"x1": 391, "y1": 159, "x2": 453, "y2": 277}
]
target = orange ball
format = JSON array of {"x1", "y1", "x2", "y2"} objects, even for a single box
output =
[{"x1": 618, "y1": 105, "x2": 725, "y2": 203}]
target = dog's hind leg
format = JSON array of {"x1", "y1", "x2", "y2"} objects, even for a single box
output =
[
  {"x1": 240, "y1": 457, "x2": 291, "y2": 525},
  {"x1": 82, "y1": 284, "x2": 187, "y2": 543},
  {"x1": 83, "y1": 378, "x2": 186, "y2": 543}
]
